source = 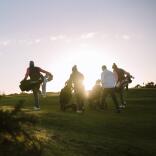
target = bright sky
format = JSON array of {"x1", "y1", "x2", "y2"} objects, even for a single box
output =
[{"x1": 0, "y1": 0, "x2": 156, "y2": 94}]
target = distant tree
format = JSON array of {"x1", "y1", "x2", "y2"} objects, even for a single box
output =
[
  {"x1": 134, "y1": 82, "x2": 156, "y2": 89},
  {"x1": 144, "y1": 82, "x2": 156, "y2": 88},
  {"x1": 134, "y1": 84, "x2": 142, "y2": 88}
]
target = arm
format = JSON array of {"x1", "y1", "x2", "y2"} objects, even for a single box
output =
[
  {"x1": 101, "y1": 72, "x2": 104, "y2": 84},
  {"x1": 131, "y1": 75, "x2": 134, "y2": 79},
  {"x1": 39, "y1": 68, "x2": 53, "y2": 80},
  {"x1": 39, "y1": 68, "x2": 51, "y2": 74},
  {"x1": 68, "y1": 73, "x2": 73, "y2": 83},
  {"x1": 113, "y1": 71, "x2": 118, "y2": 82},
  {"x1": 123, "y1": 69, "x2": 130, "y2": 76},
  {"x1": 23, "y1": 68, "x2": 29, "y2": 80}
]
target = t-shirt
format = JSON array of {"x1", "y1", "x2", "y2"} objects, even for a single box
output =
[
  {"x1": 114, "y1": 68, "x2": 125, "y2": 82},
  {"x1": 101, "y1": 69, "x2": 116, "y2": 88}
]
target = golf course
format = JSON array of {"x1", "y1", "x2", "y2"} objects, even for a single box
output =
[{"x1": 0, "y1": 88, "x2": 156, "y2": 156}]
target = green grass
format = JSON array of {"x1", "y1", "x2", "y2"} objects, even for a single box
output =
[{"x1": 0, "y1": 89, "x2": 156, "y2": 156}]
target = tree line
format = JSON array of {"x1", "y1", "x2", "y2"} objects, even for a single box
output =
[{"x1": 135, "y1": 81, "x2": 156, "y2": 88}]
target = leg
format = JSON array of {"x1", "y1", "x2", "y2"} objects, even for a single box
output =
[
  {"x1": 42, "y1": 82, "x2": 46, "y2": 97},
  {"x1": 126, "y1": 84, "x2": 128, "y2": 91},
  {"x1": 109, "y1": 89, "x2": 120, "y2": 112},
  {"x1": 32, "y1": 87, "x2": 40, "y2": 109},
  {"x1": 100, "y1": 89, "x2": 108, "y2": 109},
  {"x1": 76, "y1": 93, "x2": 84, "y2": 111},
  {"x1": 120, "y1": 87, "x2": 126, "y2": 106},
  {"x1": 116, "y1": 85, "x2": 125, "y2": 106}
]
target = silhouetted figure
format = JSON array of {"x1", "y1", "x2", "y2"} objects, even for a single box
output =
[
  {"x1": 59, "y1": 80, "x2": 76, "y2": 111},
  {"x1": 125, "y1": 73, "x2": 134, "y2": 90},
  {"x1": 23, "y1": 61, "x2": 52, "y2": 110},
  {"x1": 112, "y1": 63, "x2": 133, "y2": 108},
  {"x1": 89, "y1": 80, "x2": 102, "y2": 110},
  {"x1": 42, "y1": 73, "x2": 53, "y2": 97},
  {"x1": 100, "y1": 65, "x2": 121, "y2": 113},
  {"x1": 69, "y1": 65, "x2": 85, "y2": 113}
]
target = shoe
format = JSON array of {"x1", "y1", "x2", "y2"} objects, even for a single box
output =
[
  {"x1": 119, "y1": 105, "x2": 125, "y2": 109},
  {"x1": 34, "y1": 107, "x2": 40, "y2": 111},
  {"x1": 76, "y1": 110, "x2": 83, "y2": 113},
  {"x1": 123, "y1": 101, "x2": 126, "y2": 107},
  {"x1": 122, "y1": 105, "x2": 126, "y2": 108}
]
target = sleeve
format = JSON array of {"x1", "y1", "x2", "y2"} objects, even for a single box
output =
[
  {"x1": 122, "y1": 69, "x2": 130, "y2": 75},
  {"x1": 39, "y1": 67, "x2": 53, "y2": 80},
  {"x1": 113, "y1": 71, "x2": 118, "y2": 82},
  {"x1": 69, "y1": 73, "x2": 73, "y2": 82},
  {"x1": 24, "y1": 68, "x2": 29, "y2": 80},
  {"x1": 80, "y1": 72, "x2": 84, "y2": 80},
  {"x1": 39, "y1": 67, "x2": 52, "y2": 75}
]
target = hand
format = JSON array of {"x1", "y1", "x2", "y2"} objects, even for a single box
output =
[{"x1": 47, "y1": 73, "x2": 53, "y2": 81}]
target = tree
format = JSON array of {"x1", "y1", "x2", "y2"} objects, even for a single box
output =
[{"x1": 145, "y1": 82, "x2": 155, "y2": 88}]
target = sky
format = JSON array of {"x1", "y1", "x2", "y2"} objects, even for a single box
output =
[{"x1": 0, "y1": 0, "x2": 156, "y2": 94}]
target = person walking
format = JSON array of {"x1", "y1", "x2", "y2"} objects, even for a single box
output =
[
  {"x1": 100, "y1": 65, "x2": 121, "y2": 113},
  {"x1": 112, "y1": 63, "x2": 132, "y2": 108},
  {"x1": 69, "y1": 65, "x2": 85, "y2": 113},
  {"x1": 89, "y1": 80, "x2": 102, "y2": 110},
  {"x1": 23, "y1": 61, "x2": 52, "y2": 110}
]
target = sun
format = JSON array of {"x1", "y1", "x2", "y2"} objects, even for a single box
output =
[
  {"x1": 66, "y1": 48, "x2": 113, "y2": 91},
  {"x1": 46, "y1": 46, "x2": 114, "y2": 92}
]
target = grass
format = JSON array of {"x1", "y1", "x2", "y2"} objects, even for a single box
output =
[{"x1": 0, "y1": 89, "x2": 156, "y2": 156}]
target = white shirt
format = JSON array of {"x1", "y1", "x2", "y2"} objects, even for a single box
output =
[
  {"x1": 101, "y1": 69, "x2": 116, "y2": 88},
  {"x1": 42, "y1": 76, "x2": 48, "y2": 97}
]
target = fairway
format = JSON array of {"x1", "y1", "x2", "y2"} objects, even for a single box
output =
[{"x1": 0, "y1": 89, "x2": 156, "y2": 156}]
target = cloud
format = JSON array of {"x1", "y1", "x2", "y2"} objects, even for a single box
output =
[
  {"x1": 17, "y1": 39, "x2": 41, "y2": 45},
  {"x1": 17, "y1": 39, "x2": 27, "y2": 44},
  {"x1": 80, "y1": 32, "x2": 97, "y2": 39},
  {"x1": 49, "y1": 35, "x2": 73, "y2": 43},
  {"x1": 35, "y1": 39, "x2": 41, "y2": 43},
  {"x1": 0, "y1": 40, "x2": 11, "y2": 46},
  {"x1": 114, "y1": 33, "x2": 132, "y2": 40},
  {"x1": 122, "y1": 34, "x2": 131, "y2": 40},
  {"x1": 65, "y1": 39, "x2": 72, "y2": 43},
  {"x1": 50, "y1": 35, "x2": 66, "y2": 41}
]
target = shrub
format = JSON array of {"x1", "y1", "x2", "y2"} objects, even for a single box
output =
[{"x1": 0, "y1": 100, "x2": 45, "y2": 156}]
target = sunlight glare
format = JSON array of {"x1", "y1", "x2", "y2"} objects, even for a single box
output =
[{"x1": 47, "y1": 47, "x2": 115, "y2": 92}]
